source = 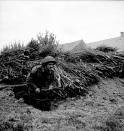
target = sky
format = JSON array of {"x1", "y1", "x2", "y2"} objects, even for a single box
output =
[{"x1": 0, "y1": 1, "x2": 124, "y2": 50}]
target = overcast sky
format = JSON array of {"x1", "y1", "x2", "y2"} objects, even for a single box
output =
[{"x1": 0, "y1": 1, "x2": 124, "y2": 50}]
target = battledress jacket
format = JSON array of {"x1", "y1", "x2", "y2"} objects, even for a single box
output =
[{"x1": 26, "y1": 65, "x2": 61, "y2": 92}]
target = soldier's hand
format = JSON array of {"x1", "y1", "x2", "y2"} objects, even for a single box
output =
[
  {"x1": 35, "y1": 88, "x2": 40, "y2": 93},
  {"x1": 49, "y1": 85, "x2": 54, "y2": 90}
]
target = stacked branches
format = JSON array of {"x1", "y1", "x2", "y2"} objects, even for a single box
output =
[
  {"x1": 0, "y1": 49, "x2": 30, "y2": 84},
  {"x1": 63, "y1": 49, "x2": 124, "y2": 79},
  {"x1": 55, "y1": 61, "x2": 99, "y2": 98}
]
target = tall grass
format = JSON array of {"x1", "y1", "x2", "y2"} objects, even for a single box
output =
[{"x1": 0, "y1": 42, "x2": 25, "y2": 55}]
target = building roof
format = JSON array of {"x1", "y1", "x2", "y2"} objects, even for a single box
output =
[
  {"x1": 58, "y1": 39, "x2": 89, "y2": 53},
  {"x1": 87, "y1": 33, "x2": 124, "y2": 51}
]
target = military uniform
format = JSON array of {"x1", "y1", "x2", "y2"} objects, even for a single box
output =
[
  {"x1": 26, "y1": 56, "x2": 62, "y2": 104},
  {"x1": 26, "y1": 64, "x2": 61, "y2": 91}
]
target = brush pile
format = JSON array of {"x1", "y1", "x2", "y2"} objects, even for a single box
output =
[
  {"x1": 0, "y1": 50, "x2": 124, "y2": 91},
  {"x1": 0, "y1": 43, "x2": 124, "y2": 103},
  {"x1": 0, "y1": 49, "x2": 30, "y2": 84},
  {"x1": 56, "y1": 50, "x2": 124, "y2": 97}
]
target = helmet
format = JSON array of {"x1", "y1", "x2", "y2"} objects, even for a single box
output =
[{"x1": 41, "y1": 56, "x2": 56, "y2": 65}]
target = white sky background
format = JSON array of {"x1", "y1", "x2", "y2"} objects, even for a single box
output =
[{"x1": 0, "y1": 1, "x2": 124, "y2": 50}]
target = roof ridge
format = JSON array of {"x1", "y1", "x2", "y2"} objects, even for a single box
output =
[{"x1": 87, "y1": 36, "x2": 121, "y2": 44}]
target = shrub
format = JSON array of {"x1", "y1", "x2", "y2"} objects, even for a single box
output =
[
  {"x1": 96, "y1": 45, "x2": 118, "y2": 53},
  {"x1": 37, "y1": 32, "x2": 59, "y2": 57},
  {"x1": 27, "y1": 39, "x2": 39, "y2": 51},
  {"x1": 26, "y1": 31, "x2": 60, "y2": 58},
  {"x1": 26, "y1": 39, "x2": 39, "y2": 59}
]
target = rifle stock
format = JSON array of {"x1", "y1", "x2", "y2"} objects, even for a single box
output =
[{"x1": 0, "y1": 83, "x2": 27, "y2": 91}]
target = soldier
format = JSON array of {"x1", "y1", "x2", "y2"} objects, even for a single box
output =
[{"x1": 26, "y1": 56, "x2": 62, "y2": 104}]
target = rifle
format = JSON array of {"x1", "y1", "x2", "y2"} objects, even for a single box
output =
[{"x1": 0, "y1": 83, "x2": 27, "y2": 91}]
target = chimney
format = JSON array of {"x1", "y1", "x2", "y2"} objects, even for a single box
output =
[{"x1": 120, "y1": 32, "x2": 124, "y2": 37}]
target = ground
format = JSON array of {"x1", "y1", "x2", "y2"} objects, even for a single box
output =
[{"x1": 0, "y1": 78, "x2": 124, "y2": 131}]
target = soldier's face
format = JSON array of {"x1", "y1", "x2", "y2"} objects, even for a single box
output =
[{"x1": 46, "y1": 62, "x2": 55, "y2": 71}]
